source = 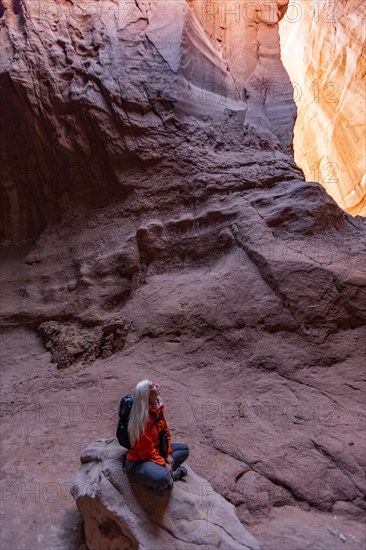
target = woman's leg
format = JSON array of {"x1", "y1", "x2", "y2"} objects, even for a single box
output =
[
  {"x1": 171, "y1": 443, "x2": 189, "y2": 469},
  {"x1": 126, "y1": 459, "x2": 173, "y2": 491}
]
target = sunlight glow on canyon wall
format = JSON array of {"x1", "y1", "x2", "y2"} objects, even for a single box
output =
[
  {"x1": 189, "y1": 0, "x2": 296, "y2": 153},
  {"x1": 192, "y1": 0, "x2": 365, "y2": 216},
  {"x1": 279, "y1": 0, "x2": 366, "y2": 216}
]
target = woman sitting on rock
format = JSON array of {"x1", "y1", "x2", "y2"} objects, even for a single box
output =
[{"x1": 125, "y1": 379, "x2": 189, "y2": 496}]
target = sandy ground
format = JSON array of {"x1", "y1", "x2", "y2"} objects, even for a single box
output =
[{"x1": 1, "y1": 328, "x2": 365, "y2": 549}]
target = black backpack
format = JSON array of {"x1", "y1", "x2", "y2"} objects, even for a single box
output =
[{"x1": 116, "y1": 394, "x2": 133, "y2": 449}]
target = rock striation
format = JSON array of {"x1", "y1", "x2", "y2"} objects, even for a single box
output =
[
  {"x1": 0, "y1": 0, "x2": 298, "y2": 244},
  {"x1": 190, "y1": 0, "x2": 296, "y2": 154},
  {"x1": 0, "y1": 0, "x2": 243, "y2": 243},
  {"x1": 72, "y1": 438, "x2": 260, "y2": 550},
  {"x1": 279, "y1": 0, "x2": 366, "y2": 215}
]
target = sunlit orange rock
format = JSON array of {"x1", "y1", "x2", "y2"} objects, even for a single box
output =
[{"x1": 279, "y1": 0, "x2": 366, "y2": 215}]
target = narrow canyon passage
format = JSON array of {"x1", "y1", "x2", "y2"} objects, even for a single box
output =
[{"x1": 0, "y1": 1, "x2": 365, "y2": 549}]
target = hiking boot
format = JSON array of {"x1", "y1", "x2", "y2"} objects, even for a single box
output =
[{"x1": 172, "y1": 466, "x2": 187, "y2": 481}]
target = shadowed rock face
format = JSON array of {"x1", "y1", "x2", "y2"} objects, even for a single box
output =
[
  {"x1": 0, "y1": 0, "x2": 366, "y2": 547},
  {"x1": 0, "y1": 0, "x2": 296, "y2": 243},
  {"x1": 280, "y1": 0, "x2": 366, "y2": 216},
  {"x1": 72, "y1": 438, "x2": 260, "y2": 549}
]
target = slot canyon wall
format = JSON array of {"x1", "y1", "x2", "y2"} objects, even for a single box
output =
[
  {"x1": 0, "y1": 0, "x2": 299, "y2": 244},
  {"x1": 279, "y1": 0, "x2": 366, "y2": 216},
  {"x1": 0, "y1": 0, "x2": 366, "y2": 548},
  {"x1": 189, "y1": 0, "x2": 296, "y2": 154}
]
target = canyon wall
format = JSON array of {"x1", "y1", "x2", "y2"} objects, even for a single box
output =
[
  {"x1": 189, "y1": 0, "x2": 296, "y2": 154},
  {"x1": 1, "y1": 1, "x2": 366, "y2": 548},
  {"x1": 0, "y1": 0, "x2": 247, "y2": 243},
  {"x1": 0, "y1": 0, "x2": 297, "y2": 244},
  {"x1": 279, "y1": 0, "x2": 366, "y2": 216}
]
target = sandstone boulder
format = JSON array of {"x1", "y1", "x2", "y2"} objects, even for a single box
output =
[{"x1": 72, "y1": 438, "x2": 260, "y2": 550}]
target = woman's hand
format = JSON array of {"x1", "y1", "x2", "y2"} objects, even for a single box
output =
[{"x1": 165, "y1": 455, "x2": 174, "y2": 473}]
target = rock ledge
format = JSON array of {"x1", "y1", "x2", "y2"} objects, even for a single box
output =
[{"x1": 72, "y1": 438, "x2": 260, "y2": 550}]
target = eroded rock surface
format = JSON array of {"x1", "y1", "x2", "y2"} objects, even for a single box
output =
[
  {"x1": 190, "y1": 0, "x2": 296, "y2": 153},
  {"x1": 72, "y1": 438, "x2": 260, "y2": 550},
  {"x1": 1, "y1": 160, "x2": 365, "y2": 530},
  {"x1": 0, "y1": 0, "x2": 299, "y2": 244},
  {"x1": 37, "y1": 317, "x2": 128, "y2": 368}
]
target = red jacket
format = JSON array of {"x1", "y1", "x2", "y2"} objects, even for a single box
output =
[{"x1": 126, "y1": 402, "x2": 173, "y2": 466}]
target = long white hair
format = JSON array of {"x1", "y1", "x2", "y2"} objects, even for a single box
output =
[
  {"x1": 128, "y1": 379, "x2": 161, "y2": 446},
  {"x1": 128, "y1": 379, "x2": 166, "y2": 446}
]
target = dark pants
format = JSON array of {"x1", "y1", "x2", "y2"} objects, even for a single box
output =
[{"x1": 126, "y1": 443, "x2": 189, "y2": 492}]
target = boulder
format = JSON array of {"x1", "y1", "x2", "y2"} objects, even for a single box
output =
[{"x1": 72, "y1": 438, "x2": 260, "y2": 550}]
